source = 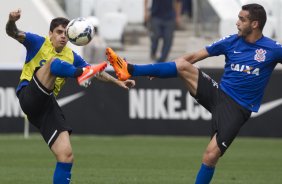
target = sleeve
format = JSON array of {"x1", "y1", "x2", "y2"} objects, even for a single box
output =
[
  {"x1": 274, "y1": 42, "x2": 282, "y2": 64},
  {"x1": 205, "y1": 35, "x2": 233, "y2": 56},
  {"x1": 73, "y1": 51, "x2": 90, "y2": 68},
  {"x1": 22, "y1": 32, "x2": 45, "y2": 63}
]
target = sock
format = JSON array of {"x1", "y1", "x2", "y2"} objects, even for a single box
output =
[
  {"x1": 195, "y1": 163, "x2": 215, "y2": 184},
  {"x1": 53, "y1": 162, "x2": 72, "y2": 184},
  {"x1": 50, "y1": 58, "x2": 82, "y2": 78},
  {"x1": 130, "y1": 62, "x2": 177, "y2": 78},
  {"x1": 74, "y1": 68, "x2": 83, "y2": 77}
]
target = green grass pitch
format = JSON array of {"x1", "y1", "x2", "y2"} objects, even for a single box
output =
[{"x1": 0, "y1": 134, "x2": 281, "y2": 184}]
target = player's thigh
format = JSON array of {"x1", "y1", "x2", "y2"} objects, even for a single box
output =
[
  {"x1": 51, "y1": 131, "x2": 72, "y2": 154},
  {"x1": 203, "y1": 134, "x2": 221, "y2": 166},
  {"x1": 214, "y1": 92, "x2": 251, "y2": 155},
  {"x1": 31, "y1": 96, "x2": 73, "y2": 148},
  {"x1": 35, "y1": 59, "x2": 56, "y2": 89},
  {"x1": 176, "y1": 59, "x2": 199, "y2": 96}
]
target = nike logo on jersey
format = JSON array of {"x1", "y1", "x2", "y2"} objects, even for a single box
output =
[
  {"x1": 233, "y1": 51, "x2": 242, "y2": 54},
  {"x1": 57, "y1": 92, "x2": 85, "y2": 107}
]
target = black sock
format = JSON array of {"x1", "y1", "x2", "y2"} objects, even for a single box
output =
[
  {"x1": 74, "y1": 68, "x2": 83, "y2": 77},
  {"x1": 127, "y1": 64, "x2": 134, "y2": 75}
]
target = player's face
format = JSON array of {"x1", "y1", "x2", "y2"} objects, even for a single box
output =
[
  {"x1": 49, "y1": 25, "x2": 69, "y2": 52},
  {"x1": 236, "y1": 10, "x2": 252, "y2": 37}
]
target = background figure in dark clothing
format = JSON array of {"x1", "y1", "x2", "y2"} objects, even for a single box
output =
[
  {"x1": 144, "y1": 0, "x2": 182, "y2": 62},
  {"x1": 181, "y1": 0, "x2": 192, "y2": 18}
]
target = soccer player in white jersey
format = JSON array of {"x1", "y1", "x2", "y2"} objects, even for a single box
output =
[{"x1": 106, "y1": 4, "x2": 282, "y2": 183}]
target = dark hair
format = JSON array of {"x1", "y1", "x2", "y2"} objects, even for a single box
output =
[
  {"x1": 49, "y1": 17, "x2": 70, "y2": 32},
  {"x1": 242, "y1": 3, "x2": 266, "y2": 31}
]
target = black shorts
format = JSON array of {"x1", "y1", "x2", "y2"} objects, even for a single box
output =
[
  {"x1": 193, "y1": 70, "x2": 251, "y2": 155},
  {"x1": 17, "y1": 74, "x2": 72, "y2": 148}
]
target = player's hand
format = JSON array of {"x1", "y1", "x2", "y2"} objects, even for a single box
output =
[
  {"x1": 117, "y1": 79, "x2": 135, "y2": 90},
  {"x1": 9, "y1": 9, "x2": 21, "y2": 22}
]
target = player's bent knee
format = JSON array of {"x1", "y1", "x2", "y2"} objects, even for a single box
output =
[
  {"x1": 51, "y1": 133, "x2": 74, "y2": 162},
  {"x1": 56, "y1": 148, "x2": 74, "y2": 163},
  {"x1": 176, "y1": 59, "x2": 194, "y2": 74},
  {"x1": 202, "y1": 149, "x2": 221, "y2": 166},
  {"x1": 49, "y1": 57, "x2": 57, "y2": 63},
  {"x1": 42, "y1": 58, "x2": 59, "y2": 70}
]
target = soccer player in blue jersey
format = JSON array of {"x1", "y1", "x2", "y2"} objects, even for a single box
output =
[
  {"x1": 106, "y1": 4, "x2": 282, "y2": 183},
  {"x1": 6, "y1": 9, "x2": 135, "y2": 184}
]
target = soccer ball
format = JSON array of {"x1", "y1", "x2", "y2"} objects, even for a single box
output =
[{"x1": 66, "y1": 17, "x2": 95, "y2": 46}]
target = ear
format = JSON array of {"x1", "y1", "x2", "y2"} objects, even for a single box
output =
[
  {"x1": 251, "y1": 20, "x2": 259, "y2": 29},
  {"x1": 49, "y1": 31, "x2": 52, "y2": 38}
]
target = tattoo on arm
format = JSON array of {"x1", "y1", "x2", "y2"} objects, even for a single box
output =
[
  {"x1": 6, "y1": 20, "x2": 25, "y2": 42},
  {"x1": 96, "y1": 71, "x2": 118, "y2": 83}
]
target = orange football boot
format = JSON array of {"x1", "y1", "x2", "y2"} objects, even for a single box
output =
[
  {"x1": 77, "y1": 61, "x2": 107, "y2": 87},
  {"x1": 105, "y1": 47, "x2": 131, "y2": 81}
]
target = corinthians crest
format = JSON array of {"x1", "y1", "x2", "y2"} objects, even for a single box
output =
[{"x1": 254, "y1": 48, "x2": 267, "y2": 62}]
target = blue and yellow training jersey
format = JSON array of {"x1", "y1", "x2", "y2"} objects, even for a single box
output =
[{"x1": 17, "y1": 32, "x2": 88, "y2": 96}]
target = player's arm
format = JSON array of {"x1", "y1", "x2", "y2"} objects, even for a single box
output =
[
  {"x1": 6, "y1": 9, "x2": 26, "y2": 43},
  {"x1": 176, "y1": 48, "x2": 210, "y2": 64},
  {"x1": 96, "y1": 71, "x2": 135, "y2": 89}
]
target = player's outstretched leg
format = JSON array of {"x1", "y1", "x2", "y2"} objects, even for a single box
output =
[
  {"x1": 77, "y1": 61, "x2": 107, "y2": 87},
  {"x1": 105, "y1": 47, "x2": 131, "y2": 81},
  {"x1": 50, "y1": 58, "x2": 107, "y2": 87},
  {"x1": 106, "y1": 47, "x2": 178, "y2": 80}
]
